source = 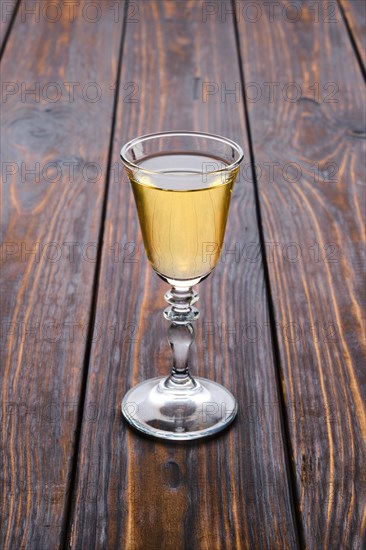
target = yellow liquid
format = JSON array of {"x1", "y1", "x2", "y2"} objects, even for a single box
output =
[{"x1": 128, "y1": 154, "x2": 237, "y2": 283}]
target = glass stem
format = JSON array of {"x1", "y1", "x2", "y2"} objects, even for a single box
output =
[{"x1": 163, "y1": 287, "x2": 200, "y2": 389}]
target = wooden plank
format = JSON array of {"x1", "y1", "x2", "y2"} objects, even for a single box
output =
[
  {"x1": 67, "y1": 1, "x2": 299, "y2": 548},
  {"x1": 236, "y1": 1, "x2": 366, "y2": 548},
  {"x1": 339, "y1": 0, "x2": 366, "y2": 67},
  {"x1": 0, "y1": 1, "x2": 125, "y2": 548},
  {"x1": 0, "y1": 0, "x2": 19, "y2": 54}
]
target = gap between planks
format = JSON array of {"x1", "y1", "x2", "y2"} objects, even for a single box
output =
[
  {"x1": 231, "y1": 0, "x2": 319, "y2": 547},
  {"x1": 61, "y1": 2, "x2": 129, "y2": 548}
]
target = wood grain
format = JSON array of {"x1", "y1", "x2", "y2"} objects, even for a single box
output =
[
  {"x1": 339, "y1": 0, "x2": 366, "y2": 67},
  {"x1": 0, "y1": 1, "x2": 125, "y2": 548},
  {"x1": 66, "y1": 1, "x2": 298, "y2": 549},
  {"x1": 0, "y1": 0, "x2": 19, "y2": 53},
  {"x1": 236, "y1": 0, "x2": 366, "y2": 548}
]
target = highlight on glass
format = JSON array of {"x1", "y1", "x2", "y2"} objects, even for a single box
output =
[{"x1": 120, "y1": 131, "x2": 244, "y2": 440}]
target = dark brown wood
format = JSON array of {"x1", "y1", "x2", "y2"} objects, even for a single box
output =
[
  {"x1": 236, "y1": 1, "x2": 366, "y2": 548},
  {"x1": 0, "y1": 0, "x2": 19, "y2": 53},
  {"x1": 67, "y1": 1, "x2": 298, "y2": 549},
  {"x1": 3, "y1": 0, "x2": 364, "y2": 548},
  {"x1": 339, "y1": 0, "x2": 366, "y2": 67},
  {"x1": 0, "y1": 1, "x2": 125, "y2": 548}
]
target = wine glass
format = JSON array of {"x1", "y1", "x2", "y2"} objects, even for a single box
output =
[{"x1": 120, "y1": 132, "x2": 243, "y2": 440}]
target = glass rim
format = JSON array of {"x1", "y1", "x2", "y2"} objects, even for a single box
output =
[{"x1": 120, "y1": 131, "x2": 244, "y2": 177}]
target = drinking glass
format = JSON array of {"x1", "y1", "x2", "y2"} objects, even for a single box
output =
[{"x1": 120, "y1": 131, "x2": 243, "y2": 440}]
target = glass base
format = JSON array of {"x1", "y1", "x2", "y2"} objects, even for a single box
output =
[{"x1": 121, "y1": 376, "x2": 237, "y2": 441}]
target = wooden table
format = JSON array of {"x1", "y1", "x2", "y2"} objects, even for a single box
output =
[{"x1": 1, "y1": 1, "x2": 365, "y2": 548}]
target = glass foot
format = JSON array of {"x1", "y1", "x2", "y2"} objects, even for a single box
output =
[{"x1": 121, "y1": 376, "x2": 237, "y2": 441}]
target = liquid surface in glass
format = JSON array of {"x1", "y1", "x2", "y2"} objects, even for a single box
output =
[{"x1": 129, "y1": 153, "x2": 237, "y2": 282}]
